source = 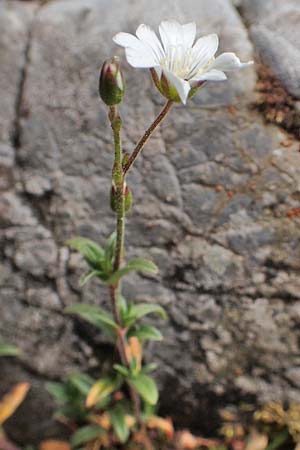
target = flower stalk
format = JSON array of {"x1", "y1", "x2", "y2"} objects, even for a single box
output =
[
  {"x1": 108, "y1": 104, "x2": 154, "y2": 450},
  {"x1": 123, "y1": 99, "x2": 173, "y2": 176}
]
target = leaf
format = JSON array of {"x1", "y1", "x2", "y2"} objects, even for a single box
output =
[
  {"x1": 113, "y1": 364, "x2": 129, "y2": 377},
  {"x1": 89, "y1": 412, "x2": 111, "y2": 430},
  {"x1": 69, "y1": 373, "x2": 94, "y2": 396},
  {"x1": 146, "y1": 416, "x2": 174, "y2": 440},
  {"x1": 79, "y1": 270, "x2": 103, "y2": 287},
  {"x1": 0, "y1": 344, "x2": 20, "y2": 357},
  {"x1": 125, "y1": 303, "x2": 167, "y2": 327},
  {"x1": 129, "y1": 374, "x2": 158, "y2": 406},
  {"x1": 0, "y1": 383, "x2": 30, "y2": 425},
  {"x1": 39, "y1": 440, "x2": 71, "y2": 450},
  {"x1": 104, "y1": 232, "x2": 116, "y2": 264},
  {"x1": 142, "y1": 363, "x2": 158, "y2": 374},
  {"x1": 129, "y1": 325, "x2": 163, "y2": 342},
  {"x1": 110, "y1": 404, "x2": 130, "y2": 443},
  {"x1": 106, "y1": 258, "x2": 158, "y2": 286},
  {"x1": 245, "y1": 430, "x2": 268, "y2": 450},
  {"x1": 265, "y1": 430, "x2": 289, "y2": 450},
  {"x1": 70, "y1": 425, "x2": 103, "y2": 447},
  {"x1": 118, "y1": 295, "x2": 128, "y2": 321},
  {"x1": 46, "y1": 382, "x2": 69, "y2": 404},
  {"x1": 65, "y1": 304, "x2": 117, "y2": 337},
  {"x1": 66, "y1": 237, "x2": 105, "y2": 270},
  {"x1": 125, "y1": 337, "x2": 142, "y2": 372},
  {"x1": 86, "y1": 377, "x2": 120, "y2": 408}
]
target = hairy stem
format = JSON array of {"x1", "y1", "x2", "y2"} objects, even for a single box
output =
[
  {"x1": 123, "y1": 99, "x2": 173, "y2": 176},
  {"x1": 108, "y1": 106, "x2": 153, "y2": 450}
]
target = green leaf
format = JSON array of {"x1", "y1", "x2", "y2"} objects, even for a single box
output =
[
  {"x1": 66, "y1": 237, "x2": 105, "y2": 270},
  {"x1": 79, "y1": 270, "x2": 103, "y2": 286},
  {"x1": 129, "y1": 373, "x2": 158, "y2": 405},
  {"x1": 0, "y1": 343, "x2": 20, "y2": 357},
  {"x1": 125, "y1": 303, "x2": 167, "y2": 327},
  {"x1": 71, "y1": 425, "x2": 103, "y2": 447},
  {"x1": 118, "y1": 295, "x2": 128, "y2": 321},
  {"x1": 128, "y1": 325, "x2": 163, "y2": 342},
  {"x1": 106, "y1": 258, "x2": 158, "y2": 286},
  {"x1": 142, "y1": 363, "x2": 158, "y2": 374},
  {"x1": 110, "y1": 404, "x2": 130, "y2": 443},
  {"x1": 104, "y1": 232, "x2": 116, "y2": 263},
  {"x1": 46, "y1": 382, "x2": 69, "y2": 404},
  {"x1": 265, "y1": 430, "x2": 289, "y2": 450},
  {"x1": 65, "y1": 303, "x2": 117, "y2": 337},
  {"x1": 113, "y1": 364, "x2": 129, "y2": 377},
  {"x1": 69, "y1": 373, "x2": 94, "y2": 395}
]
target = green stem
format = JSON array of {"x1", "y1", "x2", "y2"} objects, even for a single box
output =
[
  {"x1": 108, "y1": 106, "x2": 153, "y2": 450},
  {"x1": 123, "y1": 99, "x2": 173, "y2": 176}
]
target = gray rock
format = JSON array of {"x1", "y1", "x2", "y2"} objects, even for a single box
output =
[
  {"x1": 0, "y1": 0, "x2": 300, "y2": 443},
  {"x1": 240, "y1": 0, "x2": 300, "y2": 98}
]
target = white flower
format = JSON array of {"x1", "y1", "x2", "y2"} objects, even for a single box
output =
[{"x1": 113, "y1": 20, "x2": 253, "y2": 104}]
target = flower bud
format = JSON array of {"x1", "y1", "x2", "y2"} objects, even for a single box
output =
[
  {"x1": 110, "y1": 183, "x2": 132, "y2": 214},
  {"x1": 99, "y1": 57, "x2": 125, "y2": 106}
]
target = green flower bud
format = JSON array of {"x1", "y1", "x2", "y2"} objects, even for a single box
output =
[{"x1": 99, "y1": 57, "x2": 125, "y2": 106}]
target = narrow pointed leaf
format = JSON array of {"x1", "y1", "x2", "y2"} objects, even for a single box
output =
[
  {"x1": 104, "y1": 232, "x2": 117, "y2": 263},
  {"x1": 70, "y1": 425, "x2": 103, "y2": 447},
  {"x1": 110, "y1": 404, "x2": 130, "y2": 443},
  {"x1": 46, "y1": 382, "x2": 69, "y2": 404},
  {"x1": 125, "y1": 303, "x2": 167, "y2": 327},
  {"x1": 129, "y1": 374, "x2": 158, "y2": 405},
  {"x1": 65, "y1": 304, "x2": 117, "y2": 337},
  {"x1": 86, "y1": 377, "x2": 120, "y2": 408},
  {"x1": 113, "y1": 364, "x2": 129, "y2": 377},
  {"x1": 79, "y1": 270, "x2": 102, "y2": 286},
  {"x1": 69, "y1": 373, "x2": 94, "y2": 395},
  {"x1": 0, "y1": 383, "x2": 30, "y2": 425},
  {"x1": 106, "y1": 258, "x2": 158, "y2": 285},
  {"x1": 66, "y1": 237, "x2": 105, "y2": 270},
  {"x1": 0, "y1": 344, "x2": 19, "y2": 357},
  {"x1": 128, "y1": 325, "x2": 163, "y2": 342}
]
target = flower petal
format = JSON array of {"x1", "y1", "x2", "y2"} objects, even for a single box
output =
[
  {"x1": 113, "y1": 32, "x2": 157, "y2": 68},
  {"x1": 136, "y1": 24, "x2": 165, "y2": 62},
  {"x1": 164, "y1": 69, "x2": 191, "y2": 104},
  {"x1": 189, "y1": 34, "x2": 219, "y2": 76},
  {"x1": 181, "y1": 22, "x2": 197, "y2": 49},
  {"x1": 159, "y1": 21, "x2": 196, "y2": 52},
  {"x1": 190, "y1": 69, "x2": 227, "y2": 82},
  {"x1": 159, "y1": 20, "x2": 182, "y2": 51},
  {"x1": 211, "y1": 52, "x2": 254, "y2": 71}
]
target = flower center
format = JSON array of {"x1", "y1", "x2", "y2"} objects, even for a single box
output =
[{"x1": 160, "y1": 45, "x2": 194, "y2": 79}]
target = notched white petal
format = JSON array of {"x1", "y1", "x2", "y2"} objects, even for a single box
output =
[
  {"x1": 212, "y1": 52, "x2": 254, "y2": 71},
  {"x1": 190, "y1": 69, "x2": 227, "y2": 82}
]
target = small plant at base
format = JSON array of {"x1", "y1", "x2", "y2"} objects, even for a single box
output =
[{"x1": 49, "y1": 20, "x2": 253, "y2": 449}]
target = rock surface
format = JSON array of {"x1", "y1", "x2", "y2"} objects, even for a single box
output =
[{"x1": 0, "y1": 0, "x2": 300, "y2": 444}]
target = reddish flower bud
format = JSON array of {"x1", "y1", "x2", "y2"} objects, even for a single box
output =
[{"x1": 99, "y1": 57, "x2": 125, "y2": 106}]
